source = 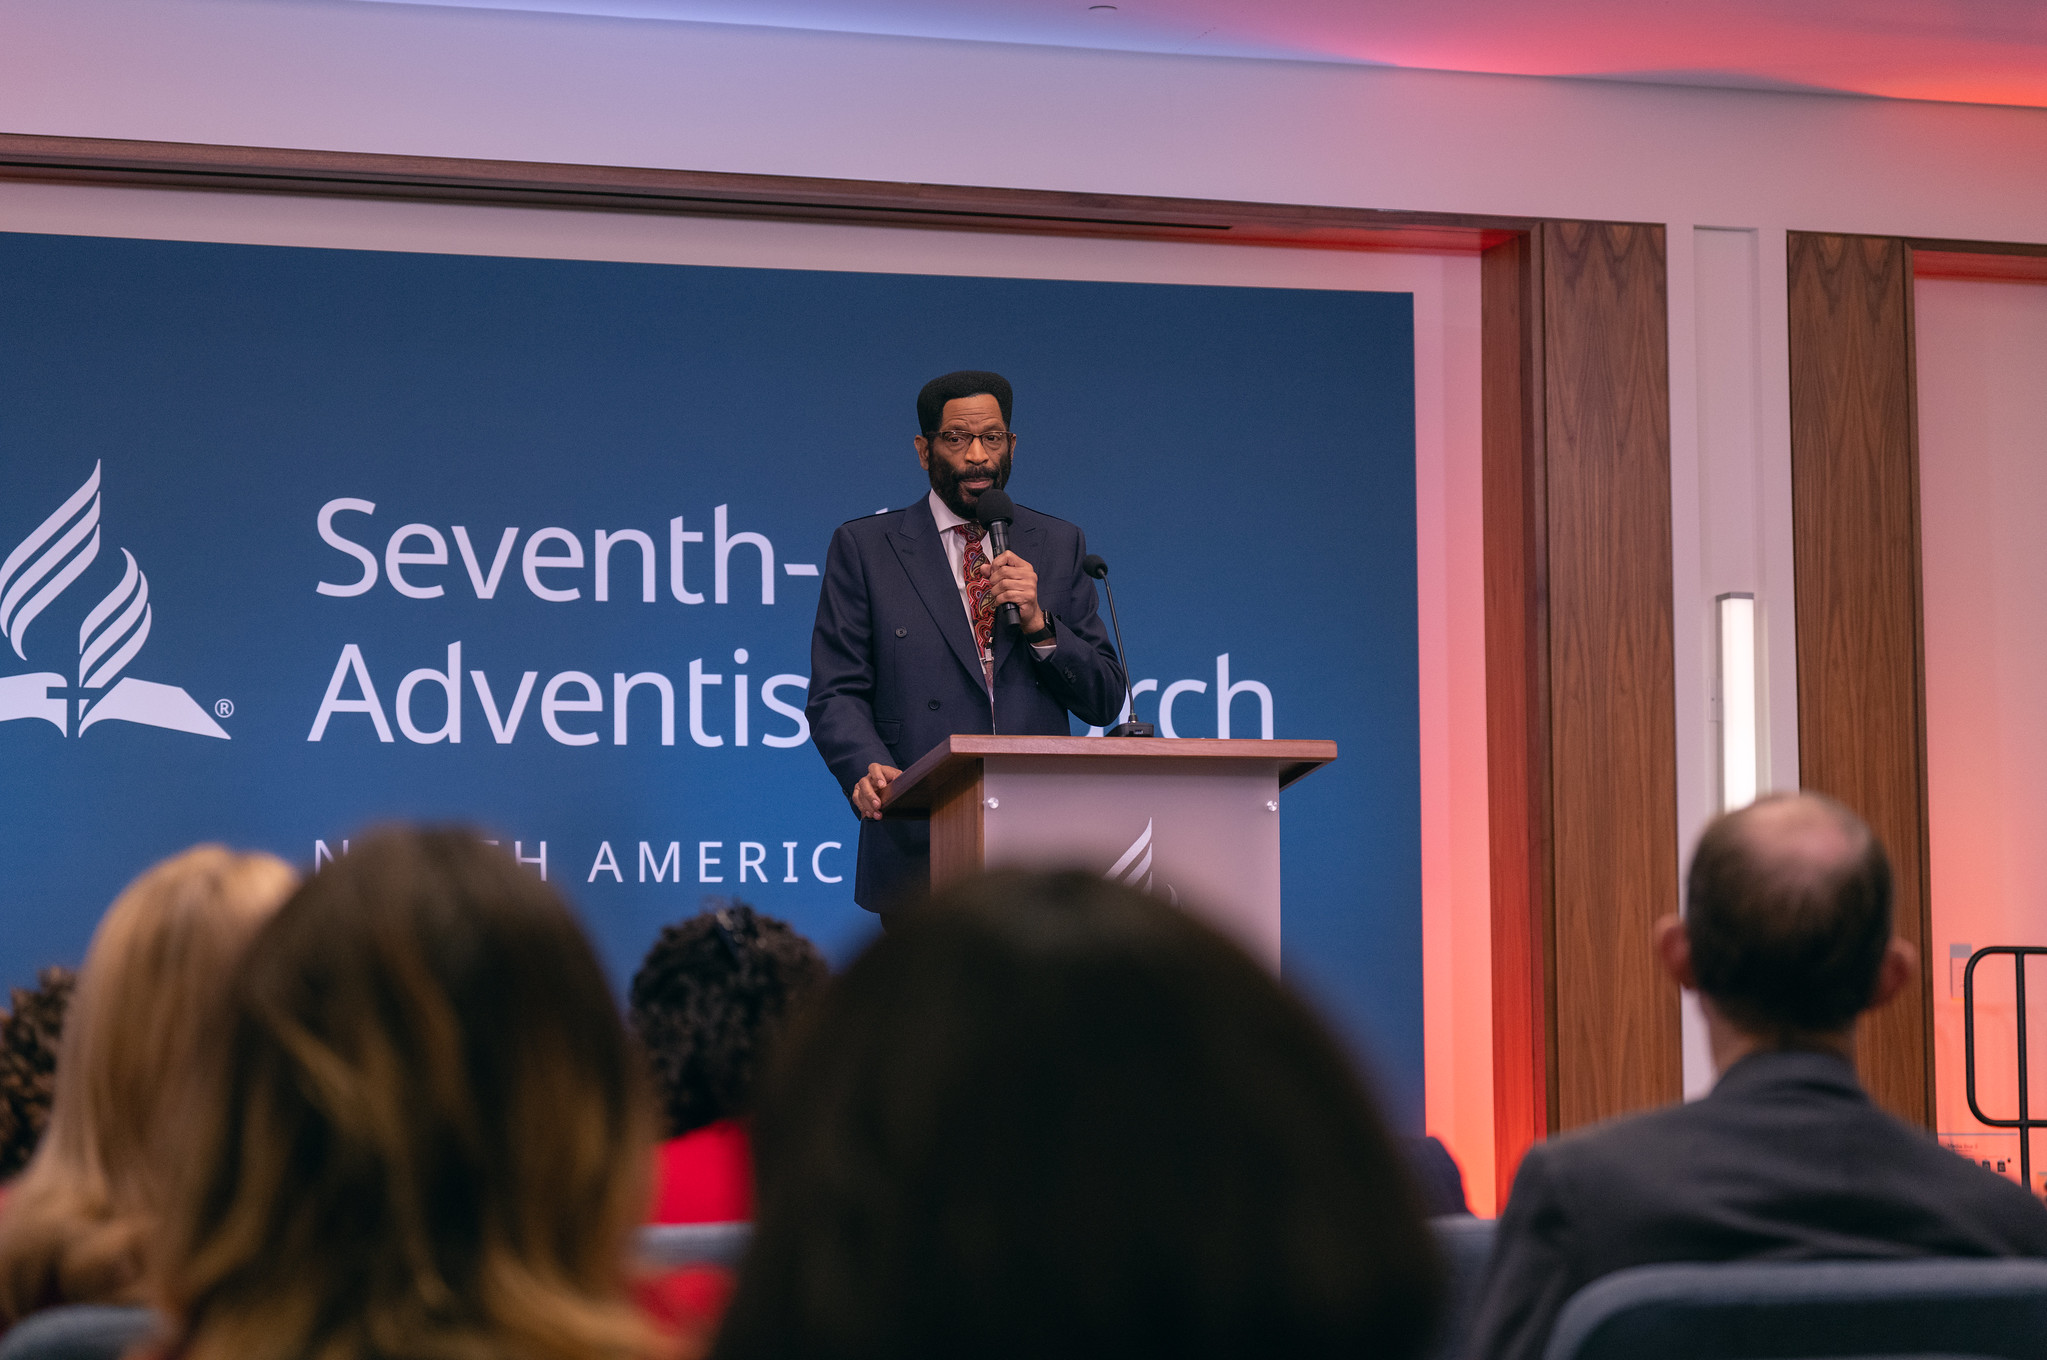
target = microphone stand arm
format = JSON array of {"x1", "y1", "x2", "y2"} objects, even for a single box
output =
[{"x1": 1098, "y1": 572, "x2": 1156, "y2": 738}]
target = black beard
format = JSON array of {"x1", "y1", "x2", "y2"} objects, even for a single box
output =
[{"x1": 929, "y1": 450, "x2": 1012, "y2": 520}]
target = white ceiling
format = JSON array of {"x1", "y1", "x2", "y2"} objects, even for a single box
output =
[{"x1": 349, "y1": 0, "x2": 2047, "y2": 109}]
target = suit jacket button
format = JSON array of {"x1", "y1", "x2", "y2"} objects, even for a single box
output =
[
  {"x1": 895, "y1": 627, "x2": 907, "y2": 637},
  {"x1": 928, "y1": 699, "x2": 941, "y2": 710}
]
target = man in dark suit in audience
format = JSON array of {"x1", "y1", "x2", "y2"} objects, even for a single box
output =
[{"x1": 1469, "y1": 792, "x2": 2047, "y2": 1360}]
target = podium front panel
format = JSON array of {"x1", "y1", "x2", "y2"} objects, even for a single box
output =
[{"x1": 978, "y1": 755, "x2": 1282, "y2": 968}]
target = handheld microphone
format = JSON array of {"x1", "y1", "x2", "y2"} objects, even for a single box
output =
[
  {"x1": 1082, "y1": 553, "x2": 1156, "y2": 738},
  {"x1": 973, "y1": 488, "x2": 1023, "y2": 629}
]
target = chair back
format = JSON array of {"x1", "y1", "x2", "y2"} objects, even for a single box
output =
[
  {"x1": 1427, "y1": 1214, "x2": 1497, "y2": 1360},
  {"x1": 1544, "y1": 1257, "x2": 2047, "y2": 1360},
  {"x1": 638, "y1": 1220, "x2": 753, "y2": 1270},
  {"x1": 0, "y1": 1306, "x2": 156, "y2": 1360}
]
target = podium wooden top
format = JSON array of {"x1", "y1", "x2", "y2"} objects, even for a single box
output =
[{"x1": 881, "y1": 735, "x2": 1339, "y2": 814}]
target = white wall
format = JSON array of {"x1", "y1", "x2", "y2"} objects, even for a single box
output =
[
  {"x1": 1916, "y1": 277, "x2": 2047, "y2": 1190},
  {"x1": 10, "y1": 0, "x2": 2047, "y2": 1129},
  {"x1": 6, "y1": 0, "x2": 2047, "y2": 238},
  {"x1": 9, "y1": 0, "x2": 2041, "y2": 816}
]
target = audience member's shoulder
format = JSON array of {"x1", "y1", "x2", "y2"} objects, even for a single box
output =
[
  {"x1": 1533, "y1": 1090, "x2": 1709, "y2": 1172},
  {"x1": 1508, "y1": 1082, "x2": 1762, "y2": 1225},
  {"x1": 1942, "y1": 1153, "x2": 2047, "y2": 1238},
  {"x1": 1864, "y1": 1107, "x2": 2047, "y2": 1244}
]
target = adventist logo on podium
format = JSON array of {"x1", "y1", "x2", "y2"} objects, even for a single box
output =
[{"x1": 0, "y1": 463, "x2": 228, "y2": 739}]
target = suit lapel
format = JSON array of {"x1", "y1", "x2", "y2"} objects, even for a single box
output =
[
  {"x1": 990, "y1": 517, "x2": 1045, "y2": 678},
  {"x1": 887, "y1": 500, "x2": 987, "y2": 691}
]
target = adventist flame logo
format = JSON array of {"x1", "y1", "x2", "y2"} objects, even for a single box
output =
[
  {"x1": 1107, "y1": 819, "x2": 1179, "y2": 906},
  {"x1": 0, "y1": 463, "x2": 227, "y2": 738},
  {"x1": 1108, "y1": 818, "x2": 1155, "y2": 891}
]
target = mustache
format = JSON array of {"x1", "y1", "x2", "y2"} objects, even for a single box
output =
[{"x1": 937, "y1": 459, "x2": 1009, "y2": 487}]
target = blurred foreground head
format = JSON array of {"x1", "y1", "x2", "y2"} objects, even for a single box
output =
[
  {"x1": 0, "y1": 846, "x2": 294, "y2": 1323},
  {"x1": 714, "y1": 870, "x2": 1442, "y2": 1360},
  {"x1": 155, "y1": 828, "x2": 657, "y2": 1360}
]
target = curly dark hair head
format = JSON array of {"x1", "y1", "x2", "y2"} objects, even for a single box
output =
[
  {"x1": 0, "y1": 967, "x2": 76, "y2": 1180},
  {"x1": 628, "y1": 903, "x2": 829, "y2": 1139}
]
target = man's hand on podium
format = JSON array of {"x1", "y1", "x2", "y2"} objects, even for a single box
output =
[{"x1": 854, "y1": 762, "x2": 903, "y2": 819}]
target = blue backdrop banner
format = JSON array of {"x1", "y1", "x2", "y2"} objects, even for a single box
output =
[{"x1": 0, "y1": 231, "x2": 1422, "y2": 1122}]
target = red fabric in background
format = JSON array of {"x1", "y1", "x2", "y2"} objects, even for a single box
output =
[
  {"x1": 635, "y1": 1267, "x2": 737, "y2": 1343},
  {"x1": 649, "y1": 1119, "x2": 752, "y2": 1224},
  {"x1": 637, "y1": 1119, "x2": 753, "y2": 1340}
]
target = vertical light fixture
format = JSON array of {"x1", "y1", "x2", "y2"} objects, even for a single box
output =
[{"x1": 1717, "y1": 592, "x2": 1759, "y2": 811}]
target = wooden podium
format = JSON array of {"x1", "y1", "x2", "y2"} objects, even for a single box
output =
[{"x1": 881, "y1": 735, "x2": 1337, "y2": 966}]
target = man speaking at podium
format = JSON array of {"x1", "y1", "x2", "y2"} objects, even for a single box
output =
[{"x1": 805, "y1": 370, "x2": 1126, "y2": 913}]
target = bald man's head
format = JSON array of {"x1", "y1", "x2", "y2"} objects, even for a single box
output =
[{"x1": 1685, "y1": 793, "x2": 1894, "y2": 1040}]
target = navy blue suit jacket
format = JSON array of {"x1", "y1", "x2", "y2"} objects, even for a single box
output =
[{"x1": 805, "y1": 497, "x2": 1126, "y2": 910}]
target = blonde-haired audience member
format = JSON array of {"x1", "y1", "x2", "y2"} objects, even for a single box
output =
[
  {"x1": 0, "y1": 847, "x2": 296, "y2": 1326},
  {"x1": 151, "y1": 828, "x2": 672, "y2": 1360}
]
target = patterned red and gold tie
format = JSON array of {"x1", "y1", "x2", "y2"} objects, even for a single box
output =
[{"x1": 958, "y1": 522, "x2": 996, "y2": 658}]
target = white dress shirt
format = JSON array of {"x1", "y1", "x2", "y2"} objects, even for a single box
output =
[{"x1": 926, "y1": 490, "x2": 1056, "y2": 692}]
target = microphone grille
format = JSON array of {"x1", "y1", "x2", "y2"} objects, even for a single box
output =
[
  {"x1": 973, "y1": 488, "x2": 1015, "y2": 526},
  {"x1": 1082, "y1": 554, "x2": 1108, "y2": 579}
]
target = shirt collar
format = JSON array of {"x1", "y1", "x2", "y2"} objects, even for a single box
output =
[
  {"x1": 1709, "y1": 1047, "x2": 1866, "y2": 1101},
  {"x1": 927, "y1": 489, "x2": 972, "y2": 534}
]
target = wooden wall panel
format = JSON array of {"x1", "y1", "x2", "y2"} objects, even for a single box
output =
[
  {"x1": 1486, "y1": 222, "x2": 1683, "y2": 1197},
  {"x1": 1483, "y1": 233, "x2": 1556, "y2": 1208},
  {"x1": 1541, "y1": 222, "x2": 1685, "y2": 1129},
  {"x1": 1786, "y1": 232, "x2": 1936, "y2": 1126}
]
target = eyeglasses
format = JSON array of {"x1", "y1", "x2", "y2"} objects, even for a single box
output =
[{"x1": 932, "y1": 428, "x2": 1014, "y2": 453}]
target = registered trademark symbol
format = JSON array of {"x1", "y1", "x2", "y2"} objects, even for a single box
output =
[{"x1": 214, "y1": 698, "x2": 235, "y2": 719}]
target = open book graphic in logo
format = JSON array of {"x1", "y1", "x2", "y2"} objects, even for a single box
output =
[{"x1": 0, "y1": 463, "x2": 228, "y2": 738}]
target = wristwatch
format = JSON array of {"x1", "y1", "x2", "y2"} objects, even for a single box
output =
[{"x1": 1021, "y1": 615, "x2": 1057, "y2": 645}]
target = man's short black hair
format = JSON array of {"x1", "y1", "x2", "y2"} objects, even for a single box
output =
[
  {"x1": 1685, "y1": 792, "x2": 1894, "y2": 1039},
  {"x1": 917, "y1": 370, "x2": 1013, "y2": 434},
  {"x1": 628, "y1": 902, "x2": 829, "y2": 1138}
]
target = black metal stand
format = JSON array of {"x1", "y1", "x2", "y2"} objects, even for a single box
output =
[
  {"x1": 1964, "y1": 945, "x2": 2047, "y2": 1198},
  {"x1": 1085, "y1": 554, "x2": 1155, "y2": 738}
]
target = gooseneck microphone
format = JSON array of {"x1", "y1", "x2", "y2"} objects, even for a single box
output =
[
  {"x1": 973, "y1": 488, "x2": 1023, "y2": 629},
  {"x1": 1082, "y1": 553, "x2": 1156, "y2": 738}
]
